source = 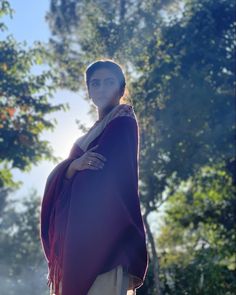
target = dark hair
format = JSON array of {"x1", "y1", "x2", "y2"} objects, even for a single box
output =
[{"x1": 84, "y1": 58, "x2": 130, "y2": 104}]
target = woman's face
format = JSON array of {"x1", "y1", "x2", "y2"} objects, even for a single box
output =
[{"x1": 88, "y1": 68, "x2": 121, "y2": 109}]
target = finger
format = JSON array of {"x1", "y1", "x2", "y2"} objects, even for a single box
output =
[
  {"x1": 87, "y1": 163, "x2": 102, "y2": 170},
  {"x1": 86, "y1": 159, "x2": 104, "y2": 169},
  {"x1": 89, "y1": 152, "x2": 107, "y2": 162},
  {"x1": 91, "y1": 160, "x2": 104, "y2": 169},
  {"x1": 85, "y1": 152, "x2": 106, "y2": 163},
  {"x1": 86, "y1": 156, "x2": 101, "y2": 166},
  {"x1": 87, "y1": 165, "x2": 99, "y2": 170},
  {"x1": 87, "y1": 144, "x2": 99, "y2": 151}
]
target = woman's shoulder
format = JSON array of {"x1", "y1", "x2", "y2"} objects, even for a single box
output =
[{"x1": 110, "y1": 103, "x2": 137, "y2": 122}]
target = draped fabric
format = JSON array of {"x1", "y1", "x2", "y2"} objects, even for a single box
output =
[
  {"x1": 40, "y1": 104, "x2": 149, "y2": 295},
  {"x1": 50, "y1": 264, "x2": 133, "y2": 295}
]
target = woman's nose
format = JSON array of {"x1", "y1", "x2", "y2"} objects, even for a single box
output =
[{"x1": 98, "y1": 83, "x2": 106, "y2": 91}]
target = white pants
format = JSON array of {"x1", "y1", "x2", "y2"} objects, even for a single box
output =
[
  {"x1": 88, "y1": 265, "x2": 135, "y2": 295},
  {"x1": 50, "y1": 265, "x2": 136, "y2": 295}
]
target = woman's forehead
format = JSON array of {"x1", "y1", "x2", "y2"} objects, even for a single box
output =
[{"x1": 90, "y1": 68, "x2": 117, "y2": 80}]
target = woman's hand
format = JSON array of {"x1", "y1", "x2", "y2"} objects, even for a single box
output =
[{"x1": 65, "y1": 145, "x2": 107, "y2": 179}]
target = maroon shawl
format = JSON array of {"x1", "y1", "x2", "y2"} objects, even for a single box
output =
[{"x1": 40, "y1": 114, "x2": 149, "y2": 295}]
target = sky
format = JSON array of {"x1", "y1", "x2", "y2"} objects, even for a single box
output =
[
  {"x1": 2, "y1": 0, "x2": 94, "y2": 204},
  {"x1": 2, "y1": 0, "x2": 159, "y2": 232}
]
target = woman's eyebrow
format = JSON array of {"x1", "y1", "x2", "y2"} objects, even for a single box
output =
[{"x1": 90, "y1": 77, "x2": 115, "y2": 82}]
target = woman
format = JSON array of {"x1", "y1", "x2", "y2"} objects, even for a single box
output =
[{"x1": 40, "y1": 59, "x2": 149, "y2": 295}]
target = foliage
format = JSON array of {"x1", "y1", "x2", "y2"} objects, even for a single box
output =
[
  {"x1": 44, "y1": 0, "x2": 235, "y2": 293},
  {"x1": 158, "y1": 164, "x2": 236, "y2": 294},
  {"x1": 0, "y1": 0, "x2": 234, "y2": 294},
  {"x1": 0, "y1": 0, "x2": 69, "y2": 188},
  {"x1": 129, "y1": 0, "x2": 235, "y2": 235},
  {"x1": 44, "y1": 0, "x2": 173, "y2": 92},
  {"x1": 0, "y1": 187, "x2": 48, "y2": 295}
]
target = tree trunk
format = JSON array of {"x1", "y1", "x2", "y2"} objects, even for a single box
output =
[{"x1": 143, "y1": 211, "x2": 162, "y2": 295}]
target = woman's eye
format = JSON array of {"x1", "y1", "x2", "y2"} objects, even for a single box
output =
[{"x1": 91, "y1": 81, "x2": 114, "y2": 87}]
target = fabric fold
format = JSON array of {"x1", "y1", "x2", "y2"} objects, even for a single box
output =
[{"x1": 40, "y1": 107, "x2": 149, "y2": 295}]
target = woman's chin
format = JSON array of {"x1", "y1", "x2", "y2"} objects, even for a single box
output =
[{"x1": 94, "y1": 100, "x2": 109, "y2": 108}]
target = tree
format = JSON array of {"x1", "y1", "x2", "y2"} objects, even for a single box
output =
[
  {"x1": 45, "y1": 1, "x2": 171, "y2": 293},
  {"x1": 130, "y1": 1, "x2": 235, "y2": 291},
  {"x1": 0, "y1": 0, "x2": 69, "y2": 188},
  {"x1": 0, "y1": 3, "x2": 71, "y2": 293},
  {"x1": 0, "y1": 187, "x2": 48, "y2": 295},
  {"x1": 157, "y1": 163, "x2": 236, "y2": 294},
  {"x1": 43, "y1": 0, "x2": 235, "y2": 293},
  {"x1": 44, "y1": 0, "x2": 173, "y2": 91}
]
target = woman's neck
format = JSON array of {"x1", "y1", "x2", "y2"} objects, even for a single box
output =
[{"x1": 97, "y1": 103, "x2": 120, "y2": 121}]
